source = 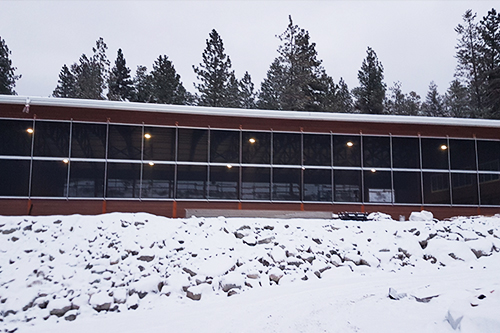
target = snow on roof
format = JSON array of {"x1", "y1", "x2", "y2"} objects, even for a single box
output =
[{"x1": 2, "y1": 94, "x2": 500, "y2": 129}]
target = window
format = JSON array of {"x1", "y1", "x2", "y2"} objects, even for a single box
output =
[
  {"x1": 209, "y1": 165, "x2": 239, "y2": 199},
  {"x1": 143, "y1": 126, "x2": 176, "y2": 161},
  {"x1": 423, "y1": 172, "x2": 450, "y2": 204},
  {"x1": 141, "y1": 163, "x2": 174, "y2": 198},
  {"x1": 392, "y1": 137, "x2": 420, "y2": 169},
  {"x1": 451, "y1": 173, "x2": 478, "y2": 204},
  {"x1": 210, "y1": 130, "x2": 239, "y2": 163},
  {"x1": 333, "y1": 135, "x2": 360, "y2": 167},
  {"x1": 363, "y1": 136, "x2": 390, "y2": 168},
  {"x1": 0, "y1": 119, "x2": 33, "y2": 156},
  {"x1": 33, "y1": 121, "x2": 70, "y2": 157},
  {"x1": 304, "y1": 169, "x2": 332, "y2": 202},
  {"x1": 393, "y1": 171, "x2": 421, "y2": 204},
  {"x1": 303, "y1": 134, "x2": 331, "y2": 166},
  {"x1": 106, "y1": 163, "x2": 141, "y2": 198},
  {"x1": 241, "y1": 167, "x2": 270, "y2": 200},
  {"x1": 31, "y1": 160, "x2": 68, "y2": 197},
  {"x1": 272, "y1": 167, "x2": 301, "y2": 201},
  {"x1": 421, "y1": 138, "x2": 449, "y2": 170},
  {"x1": 477, "y1": 140, "x2": 500, "y2": 171},
  {"x1": 273, "y1": 133, "x2": 301, "y2": 165},
  {"x1": 242, "y1": 131, "x2": 271, "y2": 164},
  {"x1": 363, "y1": 170, "x2": 392, "y2": 203},
  {"x1": 0, "y1": 159, "x2": 30, "y2": 196},
  {"x1": 177, "y1": 129, "x2": 208, "y2": 162},
  {"x1": 450, "y1": 139, "x2": 476, "y2": 170},
  {"x1": 71, "y1": 122, "x2": 107, "y2": 159},
  {"x1": 176, "y1": 165, "x2": 207, "y2": 199},
  {"x1": 68, "y1": 162, "x2": 105, "y2": 197},
  {"x1": 334, "y1": 170, "x2": 361, "y2": 202},
  {"x1": 108, "y1": 125, "x2": 142, "y2": 160},
  {"x1": 479, "y1": 173, "x2": 500, "y2": 205}
]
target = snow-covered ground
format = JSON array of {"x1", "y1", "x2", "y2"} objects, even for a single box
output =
[{"x1": 1, "y1": 211, "x2": 500, "y2": 333}]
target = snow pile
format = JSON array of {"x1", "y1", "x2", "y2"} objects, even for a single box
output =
[{"x1": 1, "y1": 212, "x2": 500, "y2": 332}]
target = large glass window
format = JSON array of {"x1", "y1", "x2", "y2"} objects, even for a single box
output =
[
  {"x1": 0, "y1": 159, "x2": 30, "y2": 196},
  {"x1": 210, "y1": 130, "x2": 239, "y2": 163},
  {"x1": 477, "y1": 140, "x2": 500, "y2": 171},
  {"x1": 71, "y1": 123, "x2": 107, "y2": 159},
  {"x1": 273, "y1": 133, "x2": 301, "y2": 165},
  {"x1": 363, "y1": 170, "x2": 392, "y2": 203},
  {"x1": 392, "y1": 137, "x2": 420, "y2": 169},
  {"x1": 242, "y1": 131, "x2": 271, "y2": 164},
  {"x1": 333, "y1": 135, "x2": 361, "y2": 167},
  {"x1": 479, "y1": 173, "x2": 500, "y2": 205},
  {"x1": 141, "y1": 163, "x2": 174, "y2": 198},
  {"x1": 450, "y1": 139, "x2": 476, "y2": 170},
  {"x1": 31, "y1": 160, "x2": 68, "y2": 197},
  {"x1": 421, "y1": 138, "x2": 449, "y2": 170},
  {"x1": 334, "y1": 170, "x2": 361, "y2": 202},
  {"x1": 303, "y1": 134, "x2": 331, "y2": 166},
  {"x1": 272, "y1": 167, "x2": 301, "y2": 201},
  {"x1": 68, "y1": 162, "x2": 105, "y2": 197},
  {"x1": 304, "y1": 169, "x2": 332, "y2": 202},
  {"x1": 423, "y1": 172, "x2": 450, "y2": 204},
  {"x1": 33, "y1": 121, "x2": 70, "y2": 157},
  {"x1": 451, "y1": 173, "x2": 478, "y2": 204},
  {"x1": 393, "y1": 171, "x2": 421, "y2": 204},
  {"x1": 108, "y1": 125, "x2": 142, "y2": 160},
  {"x1": 143, "y1": 127, "x2": 176, "y2": 162},
  {"x1": 176, "y1": 165, "x2": 207, "y2": 199},
  {"x1": 0, "y1": 119, "x2": 33, "y2": 156},
  {"x1": 363, "y1": 136, "x2": 390, "y2": 168},
  {"x1": 177, "y1": 129, "x2": 208, "y2": 162},
  {"x1": 106, "y1": 163, "x2": 140, "y2": 198},
  {"x1": 209, "y1": 166, "x2": 239, "y2": 199},
  {"x1": 241, "y1": 167, "x2": 270, "y2": 200}
]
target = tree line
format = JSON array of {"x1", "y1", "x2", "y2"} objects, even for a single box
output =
[{"x1": 1, "y1": 9, "x2": 499, "y2": 118}]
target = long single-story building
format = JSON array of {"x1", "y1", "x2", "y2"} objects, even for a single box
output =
[{"x1": 1, "y1": 95, "x2": 499, "y2": 219}]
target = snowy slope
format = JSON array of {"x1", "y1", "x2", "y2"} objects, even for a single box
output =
[{"x1": 1, "y1": 211, "x2": 500, "y2": 332}]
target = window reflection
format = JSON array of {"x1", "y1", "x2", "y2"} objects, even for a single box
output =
[
  {"x1": 71, "y1": 123, "x2": 107, "y2": 159},
  {"x1": 334, "y1": 170, "x2": 361, "y2": 202},
  {"x1": 106, "y1": 163, "x2": 140, "y2": 198},
  {"x1": 210, "y1": 130, "x2": 239, "y2": 163},
  {"x1": 241, "y1": 167, "x2": 270, "y2": 200},
  {"x1": 273, "y1": 133, "x2": 301, "y2": 165},
  {"x1": 392, "y1": 137, "x2": 420, "y2": 169},
  {"x1": 304, "y1": 169, "x2": 332, "y2": 201},
  {"x1": 421, "y1": 138, "x2": 449, "y2": 170},
  {"x1": 143, "y1": 127, "x2": 176, "y2": 161},
  {"x1": 33, "y1": 121, "x2": 70, "y2": 157},
  {"x1": 31, "y1": 160, "x2": 68, "y2": 197},
  {"x1": 0, "y1": 119, "x2": 33, "y2": 156},
  {"x1": 363, "y1": 136, "x2": 390, "y2": 168},
  {"x1": 303, "y1": 134, "x2": 331, "y2": 166},
  {"x1": 177, "y1": 129, "x2": 208, "y2": 162},
  {"x1": 141, "y1": 163, "x2": 174, "y2": 198},
  {"x1": 423, "y1": 172, "x2": 450, "y2": 204},
  {"x1": 0, "y1": 160, "x2": 30, "y2": 196},
  {"x1": 272, "y1": 167, "x2": 300, "y2": 201},
  {"x1": 68, "y1": 162, "x2": 105, "y2": 197},
  {"x1": 450, "y1": 139, "x2": 476, "y2": 170},
  {"x1": 209, "y1": 166, "x2": 239, "y2": 199},
  {"x1": 176, "y1": 165, "x2": 207, "y2": 199},
  {"x1": 242, "y1": 131, "x2": 271, "y2": 164},
  {"x1": 108, "y1": 125, "x2": 142, "y2": 160},
  {"x1": 363, "y1": 170, "x2": 392, "y2": 203},
  {"x1": 333, "y1": 135, "x2": 360, "y2": 167}
]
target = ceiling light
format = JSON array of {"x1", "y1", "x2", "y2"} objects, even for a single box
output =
[
  {"x1": 346, "y1": 141, "x2": 354, "y2": 147},
  {"x1": 144, "y1": 133, "x2": 152, "y2": 139}
]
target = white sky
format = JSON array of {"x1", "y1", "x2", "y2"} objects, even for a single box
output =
[{"x1": 0, "y1": 1, "x2": 497, "y2": 99}]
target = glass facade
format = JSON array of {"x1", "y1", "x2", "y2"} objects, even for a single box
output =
[{"x1": 1, "y1": 118, "x2": 499, "y2": 206}]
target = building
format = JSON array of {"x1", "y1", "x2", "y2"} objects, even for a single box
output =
[{"x1": 1, "y1": 95, "x2": 499, "y2": 219}]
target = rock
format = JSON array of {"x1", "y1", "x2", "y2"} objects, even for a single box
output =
[
  {"x1": 388, "y1": 287, "x2": 407, "y2": 300},
  {"x1": 183, "y1": 267, "x2": 197, "y2": 277},
  {"x1": 137, "y1": 255, "x2": 155, "y2": 262},
  {"x1": 89, "y1": 292, "x2": 114, "y2": 312},
  {"x1": 186, "y1": 289, "x2": 202, "y2": 301},
  {"x1": 48, "y1": 298, "x2": 73, "y2": 317},
  {"x1": 246, "y1": 273, "x2": 260, "y2": 279},
  {"x1": 409, "y1": 210, "x2": 433, "y2": 222}
]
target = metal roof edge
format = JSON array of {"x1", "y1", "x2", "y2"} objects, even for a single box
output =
[{"x1": 2, "y1": 94, "x2": 500, "y2": 128}]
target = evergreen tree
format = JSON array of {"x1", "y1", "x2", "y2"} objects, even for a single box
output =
[
  {"x1": 405, "y1": 91, "x2": 422, "y2": 116},
  {"x1": 150, "y1": 55, "x2": 187, "y2": 105},
  {"x1": 108, "y1": 49, "x2": 134, "y2": 101},
  {"x1": 444, "y1": 79, "x2": 471, "y2": 118},
  {"x1": 335, "y1": 77, "x2": 354, "y2": 113},
  {"x1": 225, "y1": 73, "x2": 241, "y2": 108},
  {"x1": 479, "y1": 9, "x2": 500, "y2": 117},
  {"x1": 0, "y1": 36, "x2": 20, "y2": 95},
  {"x1": 132, "y1": 65, "x2": 153, "y2": 103},
  {"x1": 193, "y1": 29, "x2": 234, "y2": 107},
  {"x1": 52, "y1": 64, "x2": 76, "y2": 98},
  {"x1": 455, "y1": 10, "x2": 485, "y2": 117},
  {"x1": 384, "y1": 82, "x2": 420, "y2": 116},
  {"x1": 353, "y1": 47, "x2": 386, "y2": 114},
  {"x1": 240, "y1": 71, "x2": 256, "y2": 109},
  {"x1": 257, "y1": 58, "x2": 285, "y2": 110},
  {"x1": 421, "y1": 81, "x2": 446, "y2": 117}
]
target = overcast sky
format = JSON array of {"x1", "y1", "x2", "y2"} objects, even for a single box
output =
[{"x1": 0, "y1": 1, "x2": 497, "y2": 100}]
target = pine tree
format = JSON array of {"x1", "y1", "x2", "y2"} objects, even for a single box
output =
[
  {"x1": 335, "y1": 77, "x2": 354, "y2": 113},
  {"x1": 108, "y1": 49, "x2": 134, "y2": 101},
  {"x1": 444, "y1": 79, "x2": 471, "y2": 118},
  {"x1": 53, "y1": 64, "x2": 76, "y2": 98},
  {"x1": 193, "y1": 29, "x2": 234, "y2": 107},
  {"x1": 479, "y1": 9, "x2": 500, "y2": 117},
  {"x1": 132, "y1": 65, "x2": 153, "y2": 103},
  {"x1": 150, "y1": 55, "x2": 187, "y2": 105},
  {"x1": 240, "y1": 71, "x2": 256, "y2": 109},
  {"x1": 257, "y1": 59, "x2": 285, "y2": 110},
  {"x1": 0, "y1": 36, "x2": 20, "y2": 95},
  {"x1": 225, "y1": 73, "x2": 241, "y2": 108},
  {"x1": 353, "y1": 47, "x2": 386, "y2": 114},
  {"x1": 405, "y1": 91, "x2": 422, "y2": 116},
  {"x1": 421, "y1": 81, "x2": 446, "y2": 117},
  {"x1": 384, "y1": 82, "x2": 406, "y2": 115}
]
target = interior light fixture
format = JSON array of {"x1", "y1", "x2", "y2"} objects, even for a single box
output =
[
  {"x1": 27, "y1": 128, "x2": 34, "y2": 134},
  {"x1": 149, "y1": 162, "x2": 155, "y2": 166},
  {"x1": 226, "y1": 164, "x2": 233, "y2": 169},
  {"x1": 62, "y1": 159, "x2": 69, "y2": 164},
  {"x1": 248, "y1": 138, "x2": 256, "y2": 144},
  {"x1": 346, "y1": 141, "x2": 354, "y2": 147},
  {"x1": 370, "y1": 168, "x2": 376, "y2": 173},
  {"x1": 440, "y1": 144, "x2": 448, "y2": 150},
  {"x1": 144, "y1": 133, "x2": 152, "y2": 139}
]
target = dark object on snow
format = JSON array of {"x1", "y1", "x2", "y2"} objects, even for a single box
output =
[{"x1": 338, "y1": 212, "x2": 369, "y2": 221}]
